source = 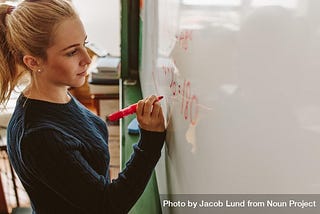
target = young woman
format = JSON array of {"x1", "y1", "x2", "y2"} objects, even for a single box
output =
[{"x1": 0, "y1": 0, "x2": 166, "y2": 213}]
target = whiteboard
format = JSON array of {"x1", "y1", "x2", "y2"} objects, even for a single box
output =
[{"x1": 140, "y1": 0, "x2": 320, "y2": 194}]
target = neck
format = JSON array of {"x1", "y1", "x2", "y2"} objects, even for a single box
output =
[{"x1": 24, "y1": 83, "x2": 70, "y2": 104}]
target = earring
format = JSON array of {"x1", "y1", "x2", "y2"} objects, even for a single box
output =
[{"x1": 37, "y1": 69, "x2": 41, "y2": 73}]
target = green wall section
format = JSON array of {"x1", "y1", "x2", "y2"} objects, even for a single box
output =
[
  {"x1": 121, "y1": 0, "x2": 162, "y2": 212},
  {"x1": 121, "y1": 0, "x2": 140, "y2": 80},
  {"x1": 138, "y1": 18, "x2": 143, "y2": 69},
  {"x1": 121, "y1": 83, "x2": 162, "y2": 214},
  {"x1": 120, "y1": 0, "x2": 129, "y2": 79}
]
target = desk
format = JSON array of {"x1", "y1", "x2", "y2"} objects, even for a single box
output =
[{"x1": 90, "y1": 93, "x2": 119, "y2": 116}]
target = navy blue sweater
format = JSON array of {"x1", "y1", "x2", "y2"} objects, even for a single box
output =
[{"x1": 7, "y1": 94, "x2": 165, "y2": 214}]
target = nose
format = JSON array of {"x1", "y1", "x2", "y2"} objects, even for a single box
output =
[{"x1": 80, "y1": 48, "x2": 92, "y2": 67}]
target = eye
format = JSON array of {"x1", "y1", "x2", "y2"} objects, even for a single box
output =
[{"x1": 66, "y1": 49, "x2": 78, "y2": 57}]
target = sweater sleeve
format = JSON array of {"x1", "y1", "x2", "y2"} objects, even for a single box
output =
[{"x1": 21, "y1": 128, "x2": 166, "y2": 214}]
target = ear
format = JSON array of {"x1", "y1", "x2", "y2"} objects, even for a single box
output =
[{"x1": 23, "y1": 55, "x2": 41, "y2": 72}]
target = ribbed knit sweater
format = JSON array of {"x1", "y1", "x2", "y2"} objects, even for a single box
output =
[{"x1": 7, "y1": 94, "x2": 165, "y2": 214}]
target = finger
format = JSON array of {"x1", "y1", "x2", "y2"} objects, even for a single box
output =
[
  {"x1": 146, "y1": 95, "x2": 158, "y2": 107},
  {"x1": 136, "y1": 100, "x2": 145, "y2": 116},
  {"x1": 151, "y1": 102, "x2": 161, "y2": 118},
  {"x1": 143, "y1": 102, "x2": 151, "y2": 115},
  {"x1": 144, "y1": 95, "x2": 157, "y2": 115}
]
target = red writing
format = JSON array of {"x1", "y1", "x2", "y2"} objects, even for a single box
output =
[
  {"x1": 162, "y1": 63, "x2": 199, "y2": 125},
  {"x1": 175, "y1": 30, "x2": 193, "y2": 51}
]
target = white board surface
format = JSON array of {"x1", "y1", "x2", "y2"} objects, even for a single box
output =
[{"x1": 140, "y1": 0, "x2": 320, "y2": 195}]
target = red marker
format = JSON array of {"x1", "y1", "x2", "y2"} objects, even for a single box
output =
[{"x1": 108, "y1": 96, "x2": 164, "y2": 121}]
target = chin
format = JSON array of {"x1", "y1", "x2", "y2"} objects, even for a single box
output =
[{"x1": 71, "y1": 79, "x2": 87, "y2": 88}]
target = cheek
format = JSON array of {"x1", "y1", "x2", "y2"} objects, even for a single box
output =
[{"x1": 48, "y1": 60, "x2": 76, "y2": 77}]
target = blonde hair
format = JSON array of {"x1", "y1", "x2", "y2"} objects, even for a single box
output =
[{"x1": 0, "y1": 0, "x2": 77, "y2": 105}]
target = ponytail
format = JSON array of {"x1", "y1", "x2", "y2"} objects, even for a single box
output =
[{"x1": 0, "y1": 4, "x2": 19, "y2": 105}]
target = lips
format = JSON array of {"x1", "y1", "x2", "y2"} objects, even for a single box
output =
[{"x1": 77, "y1": 70, "x2": 87, "y2": 76}]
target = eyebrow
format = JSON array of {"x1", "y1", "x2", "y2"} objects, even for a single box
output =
[{"x1": 60, "y1": 35, "x2": 87, "y2": 52}]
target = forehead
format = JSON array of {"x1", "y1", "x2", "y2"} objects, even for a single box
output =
[{"x1": 50, "y1": 17, "x2": 86, "y2": 50}]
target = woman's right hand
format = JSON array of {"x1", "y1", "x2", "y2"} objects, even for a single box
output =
[{"x1": 136, "y1": 95, "x2": 165, "y2": 132}]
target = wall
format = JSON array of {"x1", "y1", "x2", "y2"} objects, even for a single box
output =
[{"x1": 73, "y1": 0, "x2": 120, "y2": 56}]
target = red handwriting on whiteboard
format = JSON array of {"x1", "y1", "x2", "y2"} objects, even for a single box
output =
[
  {"x1": 162, "y1": 63, "x2": 199, "y2": 125},
  {"x1": 175, "y1": 30, "x2": 193, "y2": 51}
]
